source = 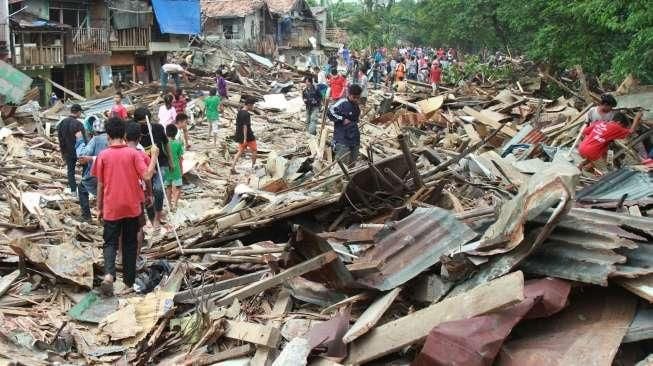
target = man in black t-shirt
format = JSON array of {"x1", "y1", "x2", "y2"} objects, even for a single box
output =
[
  {"x1": 133, "y1": 107, "x2": 172, "y2": 230},
  {"x1": 230, "y1": 97, "x2": 257, "y2": 174},
  {"x1": 57, "y1": 104, "x2": 86, "y2": 195}
]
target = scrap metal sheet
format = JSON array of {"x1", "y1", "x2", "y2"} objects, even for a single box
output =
[{"x1": 354, "y1": 207, "x2": 476, "y2": 291}]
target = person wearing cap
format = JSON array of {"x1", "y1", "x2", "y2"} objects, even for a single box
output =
[
  {"x1": 230, "y1": 97, "x2": 257, "y2": 174},
  {"x1": 58, "y1": 104, "x2": 86, "y2": 196},
  {"x1": 586, "y1": 94, "x2": 617, "y2": 124},
  {"x1": 302, "y1": 76, "x2": 321, "y2": 135},
  {"x1": 328, "y1": 84, "x2": 363, "y2": 166},
  {"x1": 160, "y1": 61, "x2": 195, "y2": 93},
  {"x1": 76, "y1": 118, "x2": 109, "y2": 222}
]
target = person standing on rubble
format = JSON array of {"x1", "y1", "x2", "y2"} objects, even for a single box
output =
[
  {"x1": 328, "y1": 84, "x2": 362, "y2": 166},
  {"x1": 205, "y1": 88, "x2": 223, "y2": 145},
  {"x1": 58, "y1": 104, "x2": 86, "y2": 196},
  {"x1": 430, "y1": 61, "x2": 442, "y2": 95},
  {"x1": 110, "y1": 92, "x2": 128, "y2": 120},
  {"x1": 586, "y1": 94, "x2": 617, "y2": 124},
  {"x1": 158, "y1": 94, "x2": 177, "y2": 128},
  {"x1": 164, "y1": 124, "x2": 184, "y2": 212},
  {"x1": 407, "y1": 56, "x2": 418, "y2": 81},
  {"x1": 93, "y1": 117, "x2": 158, "y2": 296},
  {"x1": 302, "y1": 76, "x2": 321, "y2": 135},
  {"x1": 315, "y1": 66, "x2": 328, "y2": 101},
  {"x1": 160, "y1": 61, "x2": 195, "y2": 94},
  {"x1": 133, "y1": 107, "x2": 172, "y2": 233},
  {"x1": 328, "y1": 69, "x2": 347, "y2": 103},
  {"x1": 125, "y1": 121, "x2": 151, "y2": 261},
  {"x1": 76, "y1": 118, "x2": 109, "y2": 222},
  {"x1": 230, "y1": 97, "x2": 258, "y2": 174},
  {"x1": 172, "y1": 89, "x2": 187, "y2": 115},
  {"x1": 216, "y1": 69, "x2": 229, "y2": 99}
]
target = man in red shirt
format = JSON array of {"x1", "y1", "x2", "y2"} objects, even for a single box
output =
[
  {"x1": 92, "y1": 118, "x2": 158, "y2": 296},
  {"x1": 578, "y1": 112, "x2": 642, "y2": 166},
  {"x1": 110, "y1": 92, "x2": 128, "y2": 120},
  {"x1": 430, "y1": 61, "x2": 442, "y2": 95},
  {"x1": 328, "y1": 69, "x2": 347, "y2": 102}
]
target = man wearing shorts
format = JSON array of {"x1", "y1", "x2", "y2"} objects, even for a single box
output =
[{"x1": 231, "y1": 97, "x2": 257, "y2": 174}]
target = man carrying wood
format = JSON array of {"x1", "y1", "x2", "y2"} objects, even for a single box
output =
[
  {"x1": 57, "y1": 104, "x2": 86, "y2": 196},
  {"x1": 160, "y1": 62, "x2": 195, "y2": 94},
  {"x1": 328, "y1": 84, "x2": 363, "y2": 166}
]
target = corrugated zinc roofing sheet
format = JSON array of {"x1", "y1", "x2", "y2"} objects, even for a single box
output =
[
  {"x1": 354, "y1": 207, "x2": 476, "y2": 291},
  {"x1": 576, "y1": 168, "x2": 653, "y2": 202}
]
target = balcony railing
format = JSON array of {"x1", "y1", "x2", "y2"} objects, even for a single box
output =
[
  {"x1": 110, "y1": 27, "x2": 150, "y2": 51},
  {"x1": 68, "y1": 27, "x2": 109, "y2": 54},
  {"x1": 14, "y1": 44, "x2": 64, "y2": 67},
  {"x1": 325, "y1": 28, "x2": 348, "y2": 43}
]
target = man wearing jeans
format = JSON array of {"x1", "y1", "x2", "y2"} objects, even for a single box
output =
[
  {"x1": 302, "y1": 76, "x2": 321, "y2": 135},
  {"x1": 92, "y1": 118, "x2": 158, "y2": 296},
  {"x1": 75, "y1": 118, "x2": 108, "y2": 222},
  {"x1": 328, "y1": 84, "x2": 362, "y2": 166},
  {"x1": 57, "y1": 104, "x2": 86, "y2": 196}
]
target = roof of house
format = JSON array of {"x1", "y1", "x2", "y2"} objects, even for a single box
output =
[
  {"x1": 201, "y1": 0, "x2": 266, "y2": 18},
  {"x1": 265, "y1": 0, "x2": 299, "y2": 15}
]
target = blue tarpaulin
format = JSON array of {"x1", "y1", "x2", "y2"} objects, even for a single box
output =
[{"x1": 151, "y1": 0, "x2": 200, "y2": 35}]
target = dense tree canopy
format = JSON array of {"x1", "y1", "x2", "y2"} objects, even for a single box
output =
[{"x1": 327, "y1": 0, "x2": 653, "y2": 84}]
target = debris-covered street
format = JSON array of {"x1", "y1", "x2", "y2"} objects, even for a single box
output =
[{"x1": 1, "y1": 1, "x2": 653, "y2": 365}]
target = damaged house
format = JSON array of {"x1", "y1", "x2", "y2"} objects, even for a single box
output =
[
  {"x1": 265, "y1": 0, "x2": 319, "y2": 64},
  {"x1": 200, "y1": 0, "x2": 276, "y2": 56}
]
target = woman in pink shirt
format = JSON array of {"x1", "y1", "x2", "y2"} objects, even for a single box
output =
[{"x1": 158, "y1": 94, "x2": 177, "y2": 127}]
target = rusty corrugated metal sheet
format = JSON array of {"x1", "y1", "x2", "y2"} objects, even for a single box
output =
[
  {"x1": 353, "y1": 207, "x2": 476, "y2": 291},
  {"x1": 520, "y1": 129, "x2": 546, "y2": 144}
]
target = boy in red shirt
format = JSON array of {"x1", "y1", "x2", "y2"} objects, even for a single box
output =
[
  {"x1": 430, "y1": 61, "x2": 442, "y2": 95},
  {"x1": 110, "y1": 92, "x2": 128, "y2": 120},
  {"x1": 92, "y1": 118, "x2": 158, "y2": 296},
  {"x1": 578, "y1": 112, "x2": 642, "y2": 167},
  {"x1": 328, "y1": 69, "x2": 347, "y2": 102}
]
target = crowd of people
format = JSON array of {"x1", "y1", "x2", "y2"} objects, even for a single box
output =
[{"x1": 55, "y1": 62, "x2": 262, "y2": 295}]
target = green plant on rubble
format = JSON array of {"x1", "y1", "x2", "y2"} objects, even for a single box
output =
[{"x1": 442, "y1": 56, "x2": 515, "y2": 85}]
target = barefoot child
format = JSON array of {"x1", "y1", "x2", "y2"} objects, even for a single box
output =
[
  {"x1": 165, "y1": 124, "x2": 184, "y2": 211},
  {"x1": 205, "y1": 88, "x2": 223, "y2": 145}
]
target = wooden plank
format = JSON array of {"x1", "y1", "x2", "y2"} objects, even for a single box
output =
[
  {"x1": 462, "y1": 106, "x2": 517, "y2": 137},
  {"x1": 342, "y1": 288, "x2": 401, "y2": 344},
  {"x1": 347, "y1": 271, "x2": 525, "y2": 365},
  {"x1": 215, "y1": 252, "x2": 337, "y2": 307},
  {"x1": 0, "y1": 270, "x2": 20, "y2": 298},
  {"x1": 251, "y1": 290, "x2": 293, "y2": 366},
  {"x1": 40, "y1": 76, "x2": 86, "y2": 101},
  {"x1": 496, "y1": 288, "x2": 636, "y2": 366},
  {"x1": 193, "y1": 344, "x2": 254, "y2": 366},
  {"x1": 617, "y1": 275, "x2": 653, "y2": 302},
  {"x1": 462, "y1": 124, "x2": 481, "y2": 144},
  {"x1": 225, "y1": 320, "x2": 281, "y2": 347},
  {"x1": 174, "y1": 270, "x2": 268, "y2": 304}
]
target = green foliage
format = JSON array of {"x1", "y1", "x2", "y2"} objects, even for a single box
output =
[{"x1": 327, "y1": 0, "x2": 653, "y2": 84}]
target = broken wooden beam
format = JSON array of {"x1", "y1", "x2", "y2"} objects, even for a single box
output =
[
  {"x1": 225, "y1": 320, "x2": 282, "y2": 348},
  {"x1": 214, "y1": 252, "x2": 338, "y2": 307},
  {"x1": 343, "y1": 288, "x2": 401, "y2": 344},
  {"x1": 346, "y1": 271, "x2": 525, "y2": 365}
]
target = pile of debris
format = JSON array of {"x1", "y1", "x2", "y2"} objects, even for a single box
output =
[{"x1": 0, "y1": 47, "x2": 652, "y2": 365}]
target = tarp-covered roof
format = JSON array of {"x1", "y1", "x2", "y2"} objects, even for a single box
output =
[
  {"x1": 201, "y1": 0, "x2": 265, "y2": 18},
  {"x1": 152, "y1": 0, "x2": 201, "y2": 35},
  {"x1": 10, "y1": 12, "x2": 69, "y2": 30}
]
